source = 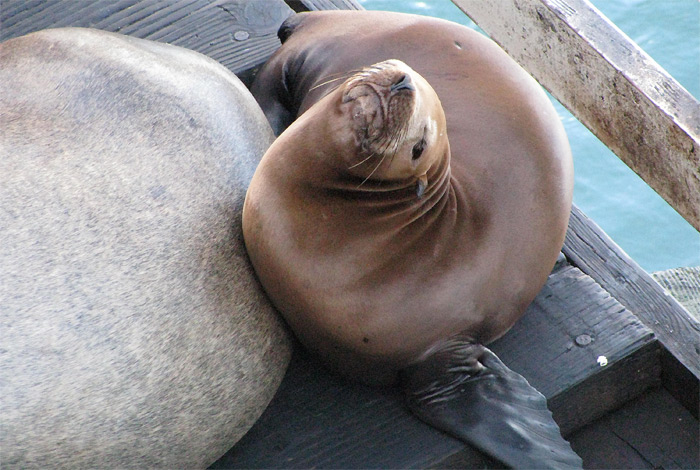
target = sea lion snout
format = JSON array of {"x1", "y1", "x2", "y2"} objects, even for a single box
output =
[
  {"x1": 341, "y1": 60, "x2": 420, "y2": 151},
  {"x1": 341, "y1": 61, "x2": 417, "y2": 110},
  {"x1": 333, "y1": 60, "x2": 444, "y2": 184},
  {"x1": 344, "y1": 59, "x2": 418, "y2": 96}
]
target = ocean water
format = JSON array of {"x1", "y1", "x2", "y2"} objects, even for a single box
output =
[{"x1": 358, "y1": 0, "x2": 700, "y2": 272}]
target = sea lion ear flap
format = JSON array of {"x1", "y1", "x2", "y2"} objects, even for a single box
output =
[
  {"x1": 401, "y1": 341, "x2": 583, "y2": 469},
  {"x1": 277, "y1": 13, "x2": 305, "y2": 42}
]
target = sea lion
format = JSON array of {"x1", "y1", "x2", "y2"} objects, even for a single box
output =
[
  {"x1": 0, "y1": 27, "x2": 290, "y2": 468},
  {"x1": 244, "y1": 10, "x2": 579, "y2": 469}
]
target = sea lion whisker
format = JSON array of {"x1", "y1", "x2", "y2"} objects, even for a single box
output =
[
  {"x1": 348, "y1": 152, "x2": 376, "y2": 169},
  {"x1": 385, "y1": 130, "x2": 403, "y2": 171},
  {"x1": 361, "y1": 131, "x2": 401, "y2": 188},
  {"x1": 358, "y1": 152, "x2": 387, "y2": 188},
  {"x1": 371, "y1": 139, "x2": 393, "y2": 169},
  {"x1": 310, "y1": 69, "x2": 364, "y2": 91},
  {"x1": 309, "y1": 75, "x2": 349, "y2": 91},
  {"x1": 384, "y1": 118, "x2": 409, "y2": 170}
]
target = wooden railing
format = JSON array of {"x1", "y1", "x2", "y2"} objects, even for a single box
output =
[{"x1": 452, "y1": 0, "x2": 700, "y2": 232}]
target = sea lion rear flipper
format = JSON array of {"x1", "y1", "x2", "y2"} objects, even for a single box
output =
[{"x1": 401, "y1": 341, "x2": 582, "y2": 469}]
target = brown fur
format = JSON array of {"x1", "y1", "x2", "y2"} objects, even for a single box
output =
[{"x1": 244, "y1": 11, "x2": 573, "y2": 385}]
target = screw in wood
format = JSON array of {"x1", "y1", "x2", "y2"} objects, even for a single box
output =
[{"x1": 575, "y1": 334, "x2": 592, "y2": 346}]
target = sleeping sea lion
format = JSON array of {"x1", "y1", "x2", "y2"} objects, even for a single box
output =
[{"x1": 243, "y1": 11, "x2": 580, "y2": 469}]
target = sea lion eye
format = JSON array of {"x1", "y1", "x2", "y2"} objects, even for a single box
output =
[{"x1": 412, "y1": 138, "x2": 425, "y2": 160}]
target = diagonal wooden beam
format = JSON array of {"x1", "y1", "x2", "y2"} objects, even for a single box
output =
[{"x1": 451, "y1": 0, "x2": 700, "y2": 231}]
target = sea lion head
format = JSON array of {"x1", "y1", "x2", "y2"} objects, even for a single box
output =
[{"x1": 334, "y1": 60, "x2": 448, "y2": 195}]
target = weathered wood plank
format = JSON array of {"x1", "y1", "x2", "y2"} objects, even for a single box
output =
[
  {"x1": 433, "y1": 266, "x2": 660, "y2": 467},
  {"x1": 437, "y1": 387, "x2": 700, "y2": 470},
  {"x1": 563, "y1": 205, "x2": 700, "y2": 416},
  {"x1": 569, "y1": 387, "x2": 699, "y2": 469},
  {"x1": 211, "y1": 344, "x2": 471, "y2": 469},
  {"x1": 213, "y1": 265, "x2": 659, "y2": 468},
  {"x1": 490, "y1": 265, "x2": 660, "y2": 435},
  {"x1": 0, "y1": 0, "x2": 294, "y2": 86},
  {"x1": 450, "y1": 0, "x2": 700, "y2": 231},
  {"x1": 286, "y1": 0, "x2": 363, "y2": 12}
]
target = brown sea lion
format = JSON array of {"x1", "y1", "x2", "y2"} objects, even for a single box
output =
[{"x1": 244, "y1": 10, "x2": 579, "y2": 469}]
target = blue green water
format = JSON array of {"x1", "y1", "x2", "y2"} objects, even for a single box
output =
[{"x1": 358, "y1": 0, "x2": 700, "y2": 272}]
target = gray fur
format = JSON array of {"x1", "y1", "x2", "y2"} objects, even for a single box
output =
[{"x1": 0, "y1": 28, "x2": 290, "y2": 468}]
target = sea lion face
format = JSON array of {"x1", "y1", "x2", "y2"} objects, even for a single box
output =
[{"x1": 336, "y1": 60, "x2": 447, "y2": 192}]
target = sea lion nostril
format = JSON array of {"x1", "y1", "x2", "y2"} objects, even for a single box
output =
[{"x1": 391, "y1": 74, "x2": 415, "y2": 92}]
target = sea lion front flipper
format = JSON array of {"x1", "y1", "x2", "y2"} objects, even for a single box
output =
[{"x1": 401, "y1": 340, "x2": 582, "y2": 469}]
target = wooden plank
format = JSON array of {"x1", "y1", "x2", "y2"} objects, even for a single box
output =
[
  {"x1": 437, "y1": 387, "x2": 700, "y2": 470},
  {"x1": 213, "y1": 265, "x2": 659, "y2": 468},
  {"x1": 563, "y1": 205, "x2": 700, "y2": 416},
  {"x1": 286, "y1": 0, "x2": 363, "y2": 12},
  {"x1": 0, "y1": 0, "x2": 295, "y2": 87},
  {"x1": 434, "y1": 266, "x2": 660, "y2": 466},
  {"x1": 210, "y1": 345, "x2": 470, "y2": 469},
  {"x1": 568, "y1": 387, "x2": 699, "y2": 469},
  {"x1": 450, "y1": 0, "x2": 700, "y2": 231},
  {"x1": 490, "y1": 265, "x2": 660, "y2": 435}
]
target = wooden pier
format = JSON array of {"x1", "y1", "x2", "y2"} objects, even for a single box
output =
[{"x1": 2, "y1": 0, "x2": 698, "y2": 468}]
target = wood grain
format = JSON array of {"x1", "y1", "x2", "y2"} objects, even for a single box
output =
[
  {"x1": 0, "y1": 0, "x2": 294, "y2": 86},
  {"x1": 569, "y1": 387, "x2": 699, "y2": 470},
  {"x1": 287, "y1": 0, "x2": 363, "y2": 12},
  {"x1": 564, "y1": 205, "x2": 700, "y2": 415}
]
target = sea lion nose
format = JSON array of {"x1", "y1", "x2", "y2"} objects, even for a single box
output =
[{"x1": 390, "y1": 74, "x2": 415, "y2": 92}]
